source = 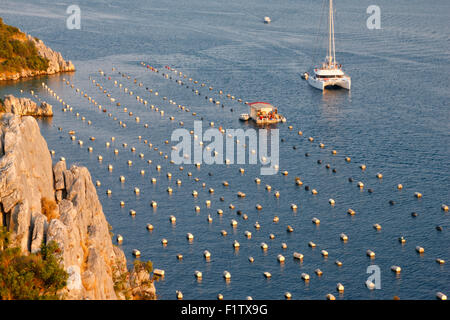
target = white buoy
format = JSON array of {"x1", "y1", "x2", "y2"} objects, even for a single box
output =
[
  {"x1": 366, "y1": 280, "x2": 376, "y2": 290},
  {"x1": 436, "y1": 292, "x2": 447, "y2": 300},
  {"x1": 391, "y1": 266, "x2": 402, "y2": 273},
  {"x1": 223, "y1": 271, "x2": 231, "y2": 280}
]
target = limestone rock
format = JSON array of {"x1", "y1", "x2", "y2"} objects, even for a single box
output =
[
  {"x1": 53, "y1": 160, "x2": 66, "y2": 190},
  {"x1": 1, "y1": 95, "x2": 53, "y2": 117},
  {"x1": 30, "y1": 213, "x2": 47, "y2": 253},
  {"x1": 28, "y1": 34, "x2": 75, "y2": 75},
  {"x1": 0, "y1": 114, "x2": 155, "y2": 300},
  {"x1": 9, "y1": 200, "x2": 31, "y2": 252},
  {"x1": 0, "y1": 114, "x2": 54, "y2": 224}
]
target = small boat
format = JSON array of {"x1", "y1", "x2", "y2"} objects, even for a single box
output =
[
  {"x1": 263, "y1": 16, "x2": 271, "y2": 24},
  {"x1": 248, "y1": 102, "x2": 286, "y2": 125},
  {"x1": 239, "y1": 113, "x2": 250, "y2": 121}
]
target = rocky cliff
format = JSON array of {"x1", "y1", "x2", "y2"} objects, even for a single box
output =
[
  {"x1": 0, "y1": 114, "x2": 155, "y2": 300},
  {"x1": 0, "y1": 30, "x2": 75, "y2": 81},
  {"x1": 0, "y1": 95, "x2": 53, "y2": 116},
  {"x1": 25, "y1": 34, "x2": 75, "y2": 77}
]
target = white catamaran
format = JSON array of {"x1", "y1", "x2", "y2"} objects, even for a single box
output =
[{"x1": 307, "y1": 0, "x2": 351, "y2": 90}]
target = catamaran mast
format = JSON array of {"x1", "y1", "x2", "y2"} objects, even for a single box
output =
[{"x1": 327, "y1": 0, "x2": 336, "y2": 66}]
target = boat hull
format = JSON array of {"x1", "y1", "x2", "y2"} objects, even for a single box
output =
[{"x1": 308, "y1": 77, "x2": 351, "y2": 90}]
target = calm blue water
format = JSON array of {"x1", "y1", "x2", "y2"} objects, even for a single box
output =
[{"x1": 0, "y1": 0, "x2": 449, "y2": 300}]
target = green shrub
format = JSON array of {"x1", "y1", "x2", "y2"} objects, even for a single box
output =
[
  {"x1": 0, "y1": 227, "x2": 68, "y2": 300},
  {"x1": 133, "y1": 260, "x2": 153, "y2": 274},
  {"x1": 0, "y1": 19, "x2": 49, "y2": 73}
]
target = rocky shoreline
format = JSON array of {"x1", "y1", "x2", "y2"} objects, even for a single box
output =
[
  {"x1": 0, "y1": 34, "x2": 75, "y2": 81},
  {"x1": 0, "y1": 114, "x2": 155, "y2": 299},
  {"x1": 0, "y1": 94, "x2": 53, "y2": 117}
]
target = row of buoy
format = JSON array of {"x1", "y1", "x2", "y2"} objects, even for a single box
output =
[{"x1": 48, "y1": 70, "x2": 446, "y2": 300}]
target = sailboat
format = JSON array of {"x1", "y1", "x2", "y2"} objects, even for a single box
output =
[{"x1": 307, "y1": 0, "x2": 351, "y2": 90}]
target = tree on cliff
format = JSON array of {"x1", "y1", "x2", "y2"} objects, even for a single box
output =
[
  {"x1": 0, "y1": 17, "x2": 49, "y2": 73},
  {"x1": 0, "y1": 227, "x2": 68, "y2": 300}
]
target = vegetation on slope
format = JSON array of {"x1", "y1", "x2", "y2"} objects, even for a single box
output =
[
  {"x1": 0, "y1": 227, "x2": 68, "y2": 300},
  {"x1": 0, "y1": 17, "x2": 49, "y2": 74}
]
